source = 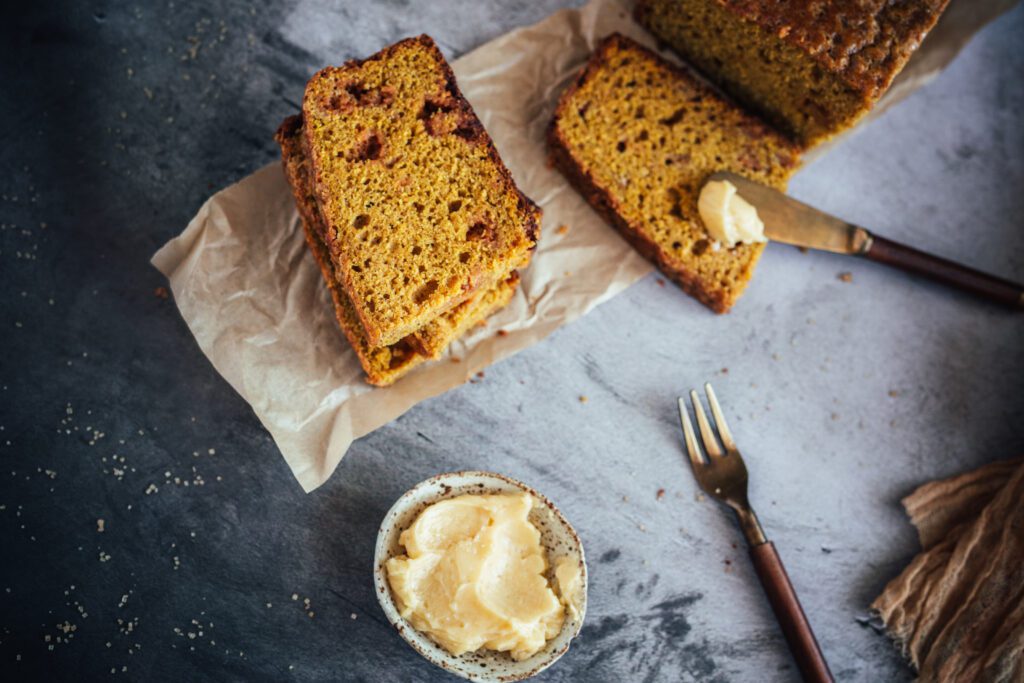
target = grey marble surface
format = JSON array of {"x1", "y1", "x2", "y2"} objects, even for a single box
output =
[{"x1": 2, "y1": 1, "x2": 1022, "y2": 681}]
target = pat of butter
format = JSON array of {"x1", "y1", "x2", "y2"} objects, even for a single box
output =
[
  {"x1": 698, "y1": 179, "x2": 767, "y2": 247},
  {"x1": 386, "y1": 493, "x2": 569, "y2": 661}
]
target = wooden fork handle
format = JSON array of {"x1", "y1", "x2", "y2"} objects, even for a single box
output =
[
  {"x1": 749, "y1": 542, "x2": 834, "y2": 683},
  {"x1": 863, "y1": 234, "x2": 1024, "y2": 308}
]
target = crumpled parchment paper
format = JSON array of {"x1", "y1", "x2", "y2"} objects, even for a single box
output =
[{"x1": 152, "y1": 0, "x2": 1014, "y2": 491}]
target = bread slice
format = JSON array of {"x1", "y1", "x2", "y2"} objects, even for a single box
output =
[
  {"x1": 635, "y1": 0, "x2": 949, "y2": 146},
  {"x1": 301, "y1": 35, "x2": 539, "y2": 347},
  {"x1": 548, "y1": 34, "x2": 801, "y2": 313},
  {"x1": 276, "y1": 115, "x2": 518, "y2": 386}
]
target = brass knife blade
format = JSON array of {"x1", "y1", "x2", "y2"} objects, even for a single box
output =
[{"x1": 709, "y1": 171, "x2": 872, "y2": 255}]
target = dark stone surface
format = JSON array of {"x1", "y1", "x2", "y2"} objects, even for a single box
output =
[{"x1": 1, "y1": 1, "x2": 1022, "y2": 681}]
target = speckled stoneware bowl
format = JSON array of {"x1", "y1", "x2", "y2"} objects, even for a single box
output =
[{"x1": 373, "y1": 471, "x2": 588, "y2": 682}]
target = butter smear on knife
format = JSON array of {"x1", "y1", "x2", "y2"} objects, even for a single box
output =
[{"x1": 698, "y1": 179, "x2": 767, "y2": 248}]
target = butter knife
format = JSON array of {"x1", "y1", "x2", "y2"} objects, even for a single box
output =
[{"x1": 710, "y1": 171, "x2": 1024, "y2": 309}]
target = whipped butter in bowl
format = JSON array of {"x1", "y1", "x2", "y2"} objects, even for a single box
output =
[{"x1": 374, "y1": 472, "x2": 587, "y2": 681}]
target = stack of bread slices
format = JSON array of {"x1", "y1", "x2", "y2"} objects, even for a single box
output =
[{"x1": 276, "y1": 35, "x2": 539, "y2": 386}]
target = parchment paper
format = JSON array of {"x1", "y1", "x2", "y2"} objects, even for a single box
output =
[{"x1": 152, "y1": 0, "x2": 1014, "y2": 492}]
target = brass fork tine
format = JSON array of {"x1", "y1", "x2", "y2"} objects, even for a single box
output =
[
  {"x1": 677, "y1": 397, "x2": 705, "y2": 468},
  {"x1": 705, "y1": 383, "x2": 737, "y2": 454},
  {"x1": 690, "y1": 389, "x2": 724, "y2": 458}
]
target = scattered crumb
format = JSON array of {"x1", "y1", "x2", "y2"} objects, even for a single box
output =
[
  {"x1": 720, "y1": 367, "x2": 729, "y2": 374},
  {"x1": 798, "y1": 246, "x2": 809, "y2": 253},
  {"x1": 888, "y1": 390, "x2": 900, "y2": 398},
  {"x1": 656, "y1": 488, "x2": 665, "y2": 501},
  {"x1": 291, "y1": 593, "x2": 298, "y2": 601},
  {"x1": 476, "y1": 371, "x2": 484, "y2": 379},
  {"x1": 656, "y1": 278, "x2": 665, "y2": 287},
  {"x1": 350, "y1": 613, "x2": 357, "y2": 620},
  {"x1": 556, "y1": 224, "x2": 569, "y2": 235},
  {"x1": 694, "y1": 492, "x2": 706, "y2": 503},
  {"x1": 154, "y1": 286, "x2": 169, "y2": 299},
  {"x1": 831, "y1": 412, "x2": 839, "y2": 421},
  {"x1": 578, "y1": 395, "x2": 588, "y2": 404},
  {"x1": 837, "y1": 272, "x2": 853, "y2": 283},
  {"x1": 97, "y1": 519, "x2": 105, "y2": 533}
]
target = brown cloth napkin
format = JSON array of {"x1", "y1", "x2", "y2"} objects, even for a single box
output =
[{"x1": 872, "y1": 457, "x2": 1024, "y2": 682}]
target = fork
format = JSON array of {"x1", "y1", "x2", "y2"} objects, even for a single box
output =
[{"x1": 678, "y1": 384, "x2": 834, "y2": 683}]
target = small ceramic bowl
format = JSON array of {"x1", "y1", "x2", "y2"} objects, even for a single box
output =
[{"x1": 373, "y1": 471, "x2": 587, "y2": 682}]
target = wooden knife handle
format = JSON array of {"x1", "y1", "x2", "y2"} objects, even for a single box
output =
[
  {"x1": 749, "y1": 542, "x2": 834, "y2": 683},
  {"x1": 864, "y1": 234, "x2": 1024, "y2": 308}
]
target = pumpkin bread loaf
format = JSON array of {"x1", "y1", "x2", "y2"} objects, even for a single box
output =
[
  {"x1": 549, "y1": 33, "x2": 800, "y2": 313},
  {"x1": 635, "y1": 0, "x2": 950, "y2": 146},
  {"x1": 301, "y1": 35, "x2": 539, "y2": 348},
  {"x1": 276, "y1": 115, "x2": 518, "y2": 386}
]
